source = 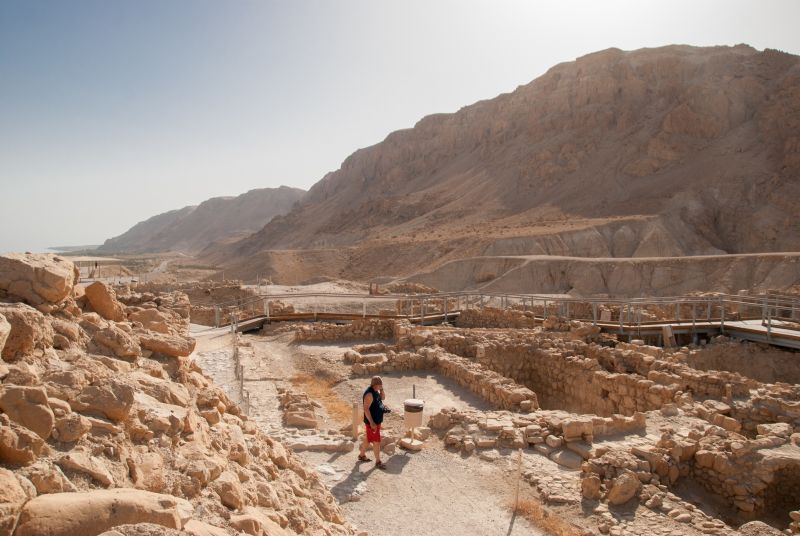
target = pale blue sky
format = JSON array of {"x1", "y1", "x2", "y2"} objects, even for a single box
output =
[{"x1": 1, "y1": 0, "x2": 799, "y2": 253}]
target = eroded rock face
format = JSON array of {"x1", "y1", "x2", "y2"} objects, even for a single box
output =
[
  {"x1": 0, "y1": 253, "x2": 77, "y2": 307},
  {"x1": 85, "y1": 282, "x2": 126, "y2": 322},
  {"x1": 0, "y1": 467, "x2": 28, "y2": 535},
  {"x1": 13, "y1": 488, "x2": 193, "y2": 536},
  {"x1": 0, "y1": 303, "x2": 54, "y2": 361}
]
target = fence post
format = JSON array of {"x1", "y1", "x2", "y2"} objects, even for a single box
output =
[
  {"x1": 767, "y1": 300, "x2": 772, "y2": 341},
  {"x1": 720, "y1": 297, "x2": 725, "y2": 333},
  {"x1": 352, "y1": 402, "x2": 360, "y2": 440},
  {"x1": 592, "y1": 303, "x2": 597, "y2": 326}
]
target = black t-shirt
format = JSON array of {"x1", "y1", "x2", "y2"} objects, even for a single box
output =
[{"x1": 363, "y1": 385, "x2": 385, "y2": 425}]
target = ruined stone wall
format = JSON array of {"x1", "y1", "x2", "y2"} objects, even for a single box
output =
[
  {"x1": 455, "y1": 307, "x2": 538, "y2": 329},
  {"x1": 685, "y1": 341, "x2": 800, "y2": 385},
  {"x1": 294, "y1": 318, "x2": 397, "y2": 342},
  {"x1": 345, "y1": 346, "x2": 538, "y2": 411}
]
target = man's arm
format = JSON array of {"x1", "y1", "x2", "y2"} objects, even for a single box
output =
[{"x1": 363, "y1": 392, "x2": 376, "y2": 429}]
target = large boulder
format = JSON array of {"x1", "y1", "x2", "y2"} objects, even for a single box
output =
[
  {"x1": 128, "y1": 309, "x2": 175, "y2": 335},
  {"x1": 0, "y1": 303, "x2": 54, "y2": 361},
  {"x1": 52, "y1": 413, "x2": 92, "y2": 443},
  {"x1": 70, "y1": 379, "x2": 135, "y2": 422},
  {"x1": 0, "y1": 421, "x2": 47, "y2": 465},
  {"x1": 138, "y1": 332, "x2": 196, "y2": 358},
  {"x1": 85, "y1": 282, "x2": 126, "y2": 322},
  {"x1": 606, "y1": 469, "x2": 641, "y2": 505},
  {"x1": 211, "y1": 470, "x2": 245, "y2": 510},
  {"x1": 0, "y1": 385, "x2": 55, "y2": 439},
  {"x1": 0, "y1": 313, "x2": 10, "y2": 356},
  {"x1": 92, "y1": 324, "x2": 141, "y2": 361},
  {"x1": 13, "y1": 488, "x2": 193, "y2": 536},
  {"x1": 0, "y1": 253, "x2": 77, "y2": 307},
  {"x1": 0, "y1": 467, "x2": 27, "y2": 535},
  {"x1": 231, "y1": 508, "x2": 290, "y2": 536}
]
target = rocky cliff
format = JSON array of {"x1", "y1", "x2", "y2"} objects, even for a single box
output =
[
  {"x1": 203, "y1": 44, "x2": 800, "y2": 286},
  {"x1": 99, "y1": 186, "x2": 305, "y2": 254}
]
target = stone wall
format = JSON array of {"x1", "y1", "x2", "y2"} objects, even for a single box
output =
[
  {"x1": 345, "y1": 346, "x2": 538, "y2": 411},
  {"x1": 686, "y1": 340, "x2": 800, "y2": 385},
  {"x1": 456, "y1": 307, "x2": 538, "y2": 329},
  {"x1": 294, "y1": 318, "x2": 398, "y2": 343}
]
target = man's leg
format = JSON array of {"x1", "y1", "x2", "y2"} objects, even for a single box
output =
[
  {"x1": 359, "y1": 426, "x2": 370, "y2": 458},
  {"x1": 372, "y1": 439, "x2": 381, "y2": 464}
]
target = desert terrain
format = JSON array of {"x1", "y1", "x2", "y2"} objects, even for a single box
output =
[{"x1": 3, "y1": 43, "x2": 800, "y2": 536}]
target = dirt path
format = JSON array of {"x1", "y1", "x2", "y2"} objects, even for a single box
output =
[
  {"x1": 303, "y1": 443, "x2": 541, "y2": 536},
  {"x1": 190, "y1": 329, "x2": 542, "y2": 536}
]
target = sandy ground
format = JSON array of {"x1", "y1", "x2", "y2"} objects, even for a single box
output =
[{"x1": 190, "y1": 328, "x2": 542, "y2": 536}]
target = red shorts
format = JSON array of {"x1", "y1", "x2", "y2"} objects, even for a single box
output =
[{"x1": 365, "y1": 424, "x2": 381, "y2": 444}]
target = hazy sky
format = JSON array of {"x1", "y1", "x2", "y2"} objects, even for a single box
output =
[{"x1": 1, "y1": 1, "x2": 799, "y2": 253}]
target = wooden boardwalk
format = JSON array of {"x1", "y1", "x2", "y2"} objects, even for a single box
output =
[{"x1": 216, "y1": 291, "x2": 800, "y2": 351}]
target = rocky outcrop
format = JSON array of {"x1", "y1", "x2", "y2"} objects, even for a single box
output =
[
  {"x1": 0, "y1": 253, "x2": 78, "y2": 309},
  {"x1": 0, "y1": 284, "x2": 354, "y2": 536}
]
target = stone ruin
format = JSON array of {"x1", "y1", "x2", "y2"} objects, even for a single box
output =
[
  {"x1": 0, "y1": 253, "x2": 354, "y2": 536},
  {"x1": 293, "y1": 306, "x2": 800, "y2": 535}
]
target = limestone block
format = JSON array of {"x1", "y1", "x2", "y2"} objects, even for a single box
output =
[
  {"x1": 13, "y1": 488, "x2": 193, "y2": 536},
  {"x1": 138, "y1": 331, "x2": 196, "y2": 358},
  {"x1": 581, "y1": 474, "x2": 602, "y2": 500},
  {"x1": 84, "y1": 282, "x2": 126, "y2": 322},
  {"x1": 0, "y1": 422, "x2": 46, "y2": 465},
  {"x1": 92, "y1": 324, "x2": 141, "y2": 360},
  {"x1": 0, "y1": 303, "x2": 54, "y2": 360},
  {"x1": 0, "y1": 253, "x2": 77, "y2": 306},
  {"x1": 70, "y1": 379, "x2": 135, "y2": 422},
  {"x1": 0, "y1": 385, "x2": 55, "y2": 439},
  {"x1": 25, "y1": 463, "x2": 77, "y2": 494},
  {"x1": 212, "y1": 470, "x2": 245, "y2": 510},
  {"x1": 606, "y1": 469, "x2": 641, "y2": 505},
  {"x1": 53, "y1": 413, "x2": 92, "y2": 443},
  {"x1": 549, "y1": 449, "x2": 583, "y2": 470},
  {"x1": 57, "y1": 450, "x2": 115, "y2": 487}
]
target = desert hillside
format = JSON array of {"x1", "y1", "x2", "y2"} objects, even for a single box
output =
[
  {"x1": 203, "y1": 44, "x2": 800, "y2": 286},
  {"x1": 99, "y1": 186, "x2": 305, "y2": 254}
]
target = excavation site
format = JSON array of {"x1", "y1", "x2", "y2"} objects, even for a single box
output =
[
  {"x1": 183, "y1": 283, "x2": 800, "y2": 536},
  {"x1": 3, "y1": 11, "x2": 800, "y2": 536}
]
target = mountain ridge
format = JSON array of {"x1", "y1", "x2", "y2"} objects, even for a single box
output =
[{"x1": 98, "y1": 185, "x2": 305, "y2": 254}]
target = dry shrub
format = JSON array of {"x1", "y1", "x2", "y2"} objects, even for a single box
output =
[
  {"x1": 290, "y1": 374, "x2": 353, "y2": 425},
  {"x1": 511, "y1": 497, "x2": 584, "y2": 536}
]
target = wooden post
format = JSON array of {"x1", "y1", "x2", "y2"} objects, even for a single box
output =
[
  {"x1": 514, "y1": 447, "x2": 523, "y2": 511},
  {"x1": 352, "y1": 402, "x2": 360, "y2": 440}
]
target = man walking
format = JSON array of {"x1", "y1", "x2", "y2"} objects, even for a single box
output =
[{"x1": 358, "y1": 375, "x2": 388, "y2": 470}]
